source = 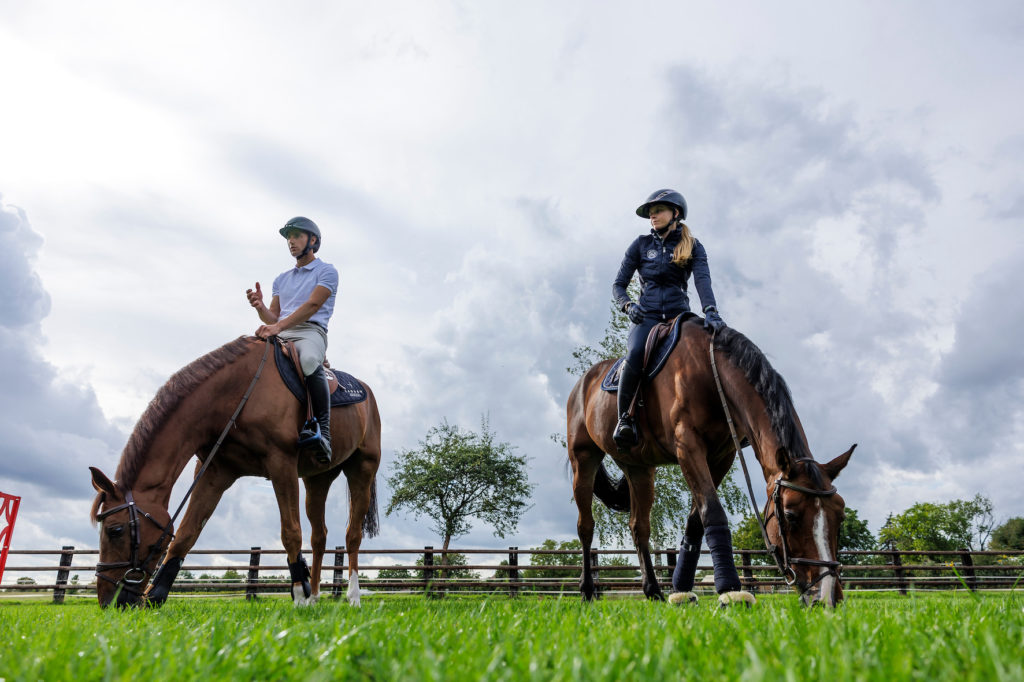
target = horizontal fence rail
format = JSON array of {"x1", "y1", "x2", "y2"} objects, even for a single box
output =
[{"x1": 2, "y1": 546, "x2": 1021, "y2": 602}]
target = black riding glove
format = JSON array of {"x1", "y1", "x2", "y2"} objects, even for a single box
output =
[
  {"x1": 703, "y1": 306, "x2": 725, "y2": 332},
  {"x1": 625, "y1": 302, "x2": 645, "y2": 325}
]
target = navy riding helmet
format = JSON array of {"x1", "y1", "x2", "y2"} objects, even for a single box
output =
[
  {"x1": 636, "y1": 189, "x2": 687, "y2": 221},
  {"x1": 279, "y1": 216, "x2": 322, "y2": 253}
]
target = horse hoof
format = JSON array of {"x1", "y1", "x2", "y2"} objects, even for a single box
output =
[
  {"x1": 717, "y1": 591, "x2": 756, "y2": 609},
  {"x1": 668, "y1": 591, "x2": 698, "y2": 605}
]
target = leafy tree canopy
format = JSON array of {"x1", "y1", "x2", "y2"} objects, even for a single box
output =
[
  {"x1": 879, "y1": 494, "x2": 995, "y2": 552},
  {"x1": 989, "y1": 517, "x2": 1024, "y2": 551},
  {"x1": 386, "y1": 415, "x2": 534, "y2": 552}
]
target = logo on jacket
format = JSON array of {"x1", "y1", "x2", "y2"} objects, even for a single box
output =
[{"x1": 646, "y1": 249, "x2": 658, "y2": 259}]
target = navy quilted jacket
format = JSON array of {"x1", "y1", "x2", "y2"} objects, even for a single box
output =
[{"x1": 612, "y1": 227, "x2": 718, "y2": 321}]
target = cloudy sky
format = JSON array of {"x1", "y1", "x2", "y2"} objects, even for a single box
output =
[{"x1": 1, "y1": 2, "x2": 1022, "y2": 576}]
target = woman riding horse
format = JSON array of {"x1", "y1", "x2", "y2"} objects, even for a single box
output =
[{"x1": 612, "y1": 189, "x2": 725, "y2": 452}]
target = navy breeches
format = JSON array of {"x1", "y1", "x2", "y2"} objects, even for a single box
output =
[{"x1": 625, "y1": 317, "x2": 660, "y2": 371}]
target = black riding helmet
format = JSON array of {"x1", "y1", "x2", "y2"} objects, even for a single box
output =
[
  {"x1": 279, "y1": 216, "x2": 322, "y2": 254},
  {"x1": 636, "y1": 189, "x2": 687, "y2": 221}
]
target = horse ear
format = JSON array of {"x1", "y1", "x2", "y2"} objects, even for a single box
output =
[
  {"x1": 90, "y1": 467, "x2": 117, "y2": 497},
  {"x1": 822, "y1": 444, "x2": 856, "y2": 481},
  {"x1": 774, "y1": 447, "x2": 792, "y2": 476}
]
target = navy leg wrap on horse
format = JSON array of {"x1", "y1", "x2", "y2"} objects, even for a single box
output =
[
  {"x1": 146, "y1": 556, "x2": 183, "y2": 605},
  {"x1": 289, "y1": 556, "x2": 312, "y2": 599},
  {"x1": 704, "y1": 524, "x2": 742, "y2": 593},
  {"x1": 672, "y1": 538, "x2": 702, "y2": 593}
]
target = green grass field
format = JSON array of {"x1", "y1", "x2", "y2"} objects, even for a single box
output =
[{"x1": 1, "y1": 592, "x2": 1021, "y2": 681}]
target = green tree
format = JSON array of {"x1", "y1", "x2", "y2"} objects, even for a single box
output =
[
  {"x1": 879, "y1": 494, "x2": 995, "y2": 552},
  {"x1": 387, "y1": 416, "x2": 534, "y2": 575},
  {"x1": 523, "y1": 539, "x2": 582, "y2": 580},
  {"x1": 562, "y1": 283, "x2": 746, "y2": 548},
  {"x1": 989, "y1": 517, "x2": 1024, "y2": 551},
  {"x1": 838, "y1": 508, "x2": 876, "y2": 563},
  {"x1": 221, "y1": 569, "x2": 243, "y2": 581}
]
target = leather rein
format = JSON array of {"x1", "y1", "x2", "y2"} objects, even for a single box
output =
[
  {"x1": 708, "y1": 333, "x2": 841, "y2": 595},
  {"x1": 94, "y1": 338, "x2": 273, "y2": 599}
]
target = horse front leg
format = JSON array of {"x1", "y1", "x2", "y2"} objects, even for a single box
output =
[
  {"x1": 675, "y1": 432, "x2": 753, "y2": 607},
  {"x1": 145, "y1": 461, "x2": 236, "y2": 607},
  {"x1": 269, "y1": 457, "x2": 311, "y2": 606},
  {"x1": 342, "y1": 452, "x2": 379, "y2": 606},
  {"x1": 303, "y1": 467, "x2": 344, "y2": 604},
  {"x1": 570, "y1": 448, "x2": 601, "y2": 601},
  {"x1": 623, "y1": 465, "x2": 663, "y2": 601},
  {"x1": 669, "y1": 504, "x2": 703, "y2": 603}
]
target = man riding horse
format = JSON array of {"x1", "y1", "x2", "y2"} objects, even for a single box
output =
[{"x1": 246, "y1": 217, "x2": 338, "y2": 464}]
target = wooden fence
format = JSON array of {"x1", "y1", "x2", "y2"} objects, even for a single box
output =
[{"x1": 2, "y1": 546, "x2": 1021, "y2": 603}]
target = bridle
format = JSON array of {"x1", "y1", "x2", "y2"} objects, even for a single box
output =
[
  {"x1": 762, "y1": 465, "x2": 841, "y2": 590},
  {"x1": 95, "y1": 490, "x2": 174, "y2": 598},
  {"x1": 93, "y1": 338, "x2": 272, "y2": 601},
  {"x1": 708, "y1": 335, "x2": 842, "y2": 597}
]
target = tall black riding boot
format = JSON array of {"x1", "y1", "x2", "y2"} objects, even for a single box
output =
[
  {"x1": 299, "y1": 365, "x2": 333, "y2": 464},
  {"x1": 612, "y1": 361, "x2": 642, "y2": 453}
]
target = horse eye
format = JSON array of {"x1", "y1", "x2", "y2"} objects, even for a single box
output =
[
  {"x1": 784, "y1": 509, "x2": 799, "y2": 526},
  {"x1": 106, "y1": 525, "x2": 125, "y2": 538}
]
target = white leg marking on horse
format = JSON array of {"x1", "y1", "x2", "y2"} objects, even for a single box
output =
[
  {"x1": 813, "y1": 498, "x2": 835, "y2": 605},
  {"x1": 292, "y1": 584, "x2": 309, "y2": 606},
  {"x1": 347, "y1": 571, "x2": 361, "y2": 607}
]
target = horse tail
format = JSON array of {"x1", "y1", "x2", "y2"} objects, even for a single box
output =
[
  {"x1": 361, "y1": 474, "x2": 380, "y2": 538},
  {"x1": 593, "y1": 462, "x2": 631, "y2": 512}
]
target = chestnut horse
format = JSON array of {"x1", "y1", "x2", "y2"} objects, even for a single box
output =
[
  {"x1": 89, "y1": 336, "x2": 380, "y2": 608},
  {"x1": 566, "y1": 318, "x2": 854, "y2": 607}
]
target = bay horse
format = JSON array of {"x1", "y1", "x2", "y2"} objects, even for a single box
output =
[
  {"x1": 566, "y1": 317, "x2": 854, "y2": 607},
  {"x1": 88, "y1": 336, "x2": 381, "y2": 608}
]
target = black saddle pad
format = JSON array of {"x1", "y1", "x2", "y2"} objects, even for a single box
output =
[
  {"x1": 273, "y1": 340, "x2": 368, "y2": 407},
  {"x1": 600, "y1": 313, "x2": 694, "y2": 392}
]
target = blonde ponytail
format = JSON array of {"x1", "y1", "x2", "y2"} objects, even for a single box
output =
[{"x1": 672, "y1": 223, "x2": 695, "y2": 265}]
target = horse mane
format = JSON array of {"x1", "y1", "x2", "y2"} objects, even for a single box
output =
[
  {"x1": 114, "y1": 336, "x2": 256, "y2": 489},
  {"x1": 709, "y1": 324, "x2": 816, "y2": 473}
]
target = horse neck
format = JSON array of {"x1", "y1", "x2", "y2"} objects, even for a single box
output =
[
  {"x1": 715, "y1": 358, "x2": 800, "y2": 484},
  {"x1": 125, "y1": 346, "x2": 259, "y2": 507}
]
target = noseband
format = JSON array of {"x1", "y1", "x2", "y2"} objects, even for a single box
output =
[
  {"x1": 94, "y1": 489, "x2": 174, "y2": 597},
  {"x1": 709, "y1": 337, "x2": 842, "y2": 598}
]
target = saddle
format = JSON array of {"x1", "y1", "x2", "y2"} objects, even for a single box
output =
[
  {"x1": 600, "y1": 312, "x2": 696, "y2": 393},
  {"x1": 272, "y1": 339, "x2": 368, "y2": 407}
]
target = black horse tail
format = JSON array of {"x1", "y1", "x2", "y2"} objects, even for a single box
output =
[
  {"x1": 593, "y1": 462, "x2": 631, "y2": 512},
  {"x1": 361, "y1": 476, "x2": 380, "y2": 538}
]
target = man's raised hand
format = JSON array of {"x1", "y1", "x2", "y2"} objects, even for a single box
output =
[{"x1": 246, "y1": 282, "x2": 264, "y2": 309}]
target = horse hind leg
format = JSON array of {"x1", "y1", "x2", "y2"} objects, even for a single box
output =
[
  {"x1": 622, "y1": 465, "x2": 664, "y2": 601},
  {"x1": 303, "y1": 466, "x2": 345, "y2": 604},
  {"x1": 341, "y1": 450, "x2": 380, "y2": 607}
]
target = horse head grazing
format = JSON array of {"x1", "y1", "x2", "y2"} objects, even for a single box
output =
[
  {"x1": 90, "y1": 467, "x2": 173, "y2": 608},
  {"x1": 764, "y1": 446, "x2": 855, "y2": 607}
]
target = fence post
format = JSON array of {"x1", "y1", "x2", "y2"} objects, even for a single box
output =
[
  {"x1": 959, "y1": 548, "x2": 977, "y2": 591},
  {"x1": 424, "y1": 546, "x2": 435, "y2": 598},
  {"x1": 739, "y1": 550, "x2": 755, "y2": 590},
  {"x1": 665, "y1": 549, "x2": 676, "y2": 588},
  {"x1": 332, "y1": 546, "x2": 346, "y2": 598},
  {"x1": 508, "y1": 546, "x2": 519, "y2": 598},
  {"x1": 52, "y1": 545, "x2": 74, "y2": 604},
  {"x1": 245, "y1": 547, "x2": 260, "y2": 600},
  {"x1": 890, "y1": 545, "x2": 907, "y2": 595},
  {"x1": 591, "y1": 548, "x2": 601, "y2": 597}
]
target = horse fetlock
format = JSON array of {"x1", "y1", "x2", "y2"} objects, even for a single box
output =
[
  {"x1": 668, "y1": 591, "x2": 698, "y2": 606},
  {"x1": 347, "y1": 573, "x2": 361, "y2": 607},
  {"x1": 717, "y1": 591, "x2": 756, "y2": 609}
]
